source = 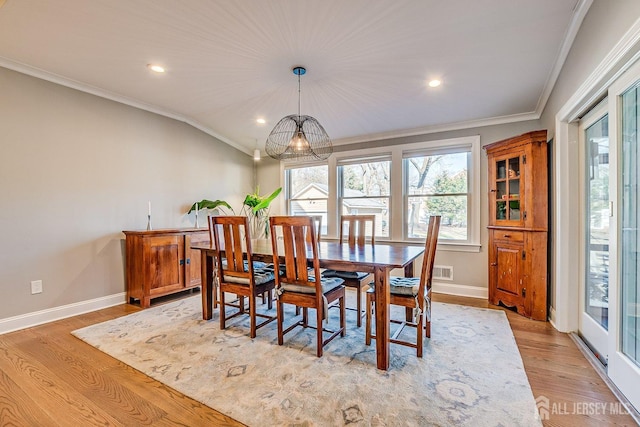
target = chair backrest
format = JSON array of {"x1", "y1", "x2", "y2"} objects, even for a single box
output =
[
  {"x1": 339, "y1": 214, "x2": 375, "y2": 246},
  {"x1": 269, "y1": 216, "x2": 322, "y2": 292},
  {"x1": 419, "y1": 215, "x2": 441, "y2": 295},
  {"x1": 210, "y1": 216, "x2": 254, "y2": 283},
  {"x1": 307, "y1": 215, "x2": 323, "y2": 244}
]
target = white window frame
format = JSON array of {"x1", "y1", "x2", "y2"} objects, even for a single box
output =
[
  {"x1": 283, "y1": 162, "x2": 330, "y2": 236},
  {"x1": 282, "y1": 135, "x2": 481, "y2": 252},
  {"x1": 403, "y1": 146, "x2": 473, "y2": 245},
  {"x1": 337, "y1": 154, "x2": 392, "y2": 239}
]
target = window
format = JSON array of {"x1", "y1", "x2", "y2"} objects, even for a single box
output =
[
  {"x1": 283, "y1": 135, "x2": 480, "y2": 250},
  {"x1": 284, "y1": 164, "x2": 328, "y2": 235},
  {"x1": 339, "y1": 157, "x2": 391, "y2": 237},
  {"x1": 405, "y1": 150, "x2": 470, "y2": 242}
]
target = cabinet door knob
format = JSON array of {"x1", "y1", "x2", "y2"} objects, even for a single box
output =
[
  {"x1": 490, "y1": 262, "x2": 497, "y2": 266},
  {"x1": 503, "y1": 234, "x2": 511, "y2": 238}
]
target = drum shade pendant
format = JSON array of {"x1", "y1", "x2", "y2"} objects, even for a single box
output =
[{"x1": 265, "y1": 66, "x2": 332, "y2": 161}]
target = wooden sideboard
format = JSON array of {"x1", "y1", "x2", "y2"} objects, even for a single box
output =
[{"x1": 123, "y1": 228, "x2": 210, "y2": 308}]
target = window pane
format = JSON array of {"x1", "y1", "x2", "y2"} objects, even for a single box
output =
[
  {"x1": 340, "y1": 161, "x2": 390, "y2": 237},
  {"x1": 287, "y1": 165, "x2": 328, "y2": 235},
  {"x1": 585, "y1": 114, "x2": 609, "y2": 330},
  {"x1": 408, "y1": 195, "x2": 468, "y2": 240},
  {"x1": 342, "y1": 161, "x2": 390, "y2": 196},
  {"x1": 289, "y1": 165, "x2": 328, "y2": 198},
  {"x1": 621, "y1": 85, "x2": 640, "y2": 367},
  {"x1": 407, "y1": 152, "x2": 468, "y2": 196},
  {"x1": 340, "y1": 198, "x2": 389, "y2": 237}
]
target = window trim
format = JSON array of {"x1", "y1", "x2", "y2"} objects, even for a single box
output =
[
  {"x1": 283, "y1": 135, "x2": 481, "y2": 251},
  {"x1": 403, "y1": 149, "x2": 472, "y2": 245}
]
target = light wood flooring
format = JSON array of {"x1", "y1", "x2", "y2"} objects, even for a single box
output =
[{"x1": 0, "y1": 291, "x2": 637, "y2": 426}]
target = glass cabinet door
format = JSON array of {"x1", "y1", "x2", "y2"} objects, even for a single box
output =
[{"x1": 494, "y1": 155, "x2": 522, "y2": 223}]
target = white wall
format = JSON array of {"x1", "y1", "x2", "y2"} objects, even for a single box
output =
[{"x1": 0, "y1": 67, "x2": 254, "y2": 323}]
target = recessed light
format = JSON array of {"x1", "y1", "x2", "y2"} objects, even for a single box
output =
[
  {"x1": 147, "y1": 64, "x2": 165, "y2": 73},
  {"x1": 256, "y1": 118, "x2": 266, "y2": 124},
  {"x1": 428, "y1": 79, "x2": 441, "y2": 88}
]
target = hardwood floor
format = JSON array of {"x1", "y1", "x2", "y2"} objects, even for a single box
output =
[{"x1": 0, "y1": 291, "x2": 637, "y2": 426}]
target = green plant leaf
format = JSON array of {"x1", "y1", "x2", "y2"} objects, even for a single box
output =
[
  {"x1": 252, "y1": 187, "x2": 282, "y2": 213},
  {"x1": 187, "y1": 199, "x2": 234, "y2": 214}
]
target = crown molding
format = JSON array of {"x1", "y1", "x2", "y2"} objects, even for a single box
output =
[
  {"x1": 0, "y1": 56, "x2": 253, "y2": 156},
  {"x1": 331, "y1": 111, "x2": 540, "y2": 146}
]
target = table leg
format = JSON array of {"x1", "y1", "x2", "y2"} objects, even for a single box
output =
[
  {"x1": 201, "y1": 250, "x2": 213, "y2": 320},
  {"x1": 373, "y1": 266, "x2": 390, "y2": 370}
]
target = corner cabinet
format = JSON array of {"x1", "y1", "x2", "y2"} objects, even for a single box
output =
[
  {"x1": 485, "y1": 130, "x2": 548, "y2": 321},
  {"x1": 123, "y1": 228, "x2": 210, "y2": 308}
]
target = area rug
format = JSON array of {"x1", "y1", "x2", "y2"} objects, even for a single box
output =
[{"x1": 72, "y1": 295, "x2": 541, "y2": 426}]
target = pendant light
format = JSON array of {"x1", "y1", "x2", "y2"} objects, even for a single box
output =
[{"x1": 265, "y1": 66, "x2": 332, "y2": 161}]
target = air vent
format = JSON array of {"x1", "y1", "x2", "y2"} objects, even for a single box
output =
[{"x1": 433, "y1": 265, "x2": 453, "y2": 281}]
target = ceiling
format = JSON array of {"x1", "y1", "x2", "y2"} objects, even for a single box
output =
[{"x1": 0, "y1": 0, "x2": 588, "y2": 155}]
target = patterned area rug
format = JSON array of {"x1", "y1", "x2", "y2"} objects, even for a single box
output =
[{"x1": 72, "y1": 295, "x2": 541, "y2": 426}]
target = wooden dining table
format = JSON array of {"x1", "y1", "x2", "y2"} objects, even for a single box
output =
[{"x1": 191, "y1": 239, "x2": 425, "y2": 371}]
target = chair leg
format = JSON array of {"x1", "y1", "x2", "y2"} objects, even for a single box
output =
[
  {"x1": 302, "y1": 307, "x2": 308, "y2": 326},
  {"x1": 426, "y1": 290, "x2": 432, "y2": 338},
  {"x1": 340, "y1": 294, "x2": 346, "y2": 337},
  {"x1": 365, "y1": 294, "x2": 372, "y2": 346},
  {"x1": 277, "y1": 299, "x2": 284, "y2": 345},
  {"x1": 417, "y1": 309, "x2": 424, "y2": 357},
  {"x1": 219, "y1": 291, "x2": 226, "y2": 330},
  {"x1": 356, "y1": 284, "x2": 362, "y2": 327},
  {"x1": 267, "y1": 289, "x2": 273, "y2": 310},
  {"x1": 249, "y1": 295, "x2": 257, "y2": 339},
  {"x1": 316, "y1": 305, "x2": 323, "y2": 357}
]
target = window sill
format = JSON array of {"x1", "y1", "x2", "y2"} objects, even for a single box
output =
[{"x1": 319, "y1": 237, "x2": 481, "y2": 253}]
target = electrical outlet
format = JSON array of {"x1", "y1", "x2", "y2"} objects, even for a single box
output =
[{"x1": 31, "y1": 280, "x2": 43, "y2": 294}]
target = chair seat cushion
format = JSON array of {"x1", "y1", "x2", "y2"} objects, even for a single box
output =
[
  {"x1": 367, "y1": 276, "x2": 420, "y2": 296},
  {"x1": 221, "y1": 259, "x2": 268, "y2": 270},
  {"x1": 322, "y1": 269, "x2": 369, "y2": 280},
  {"x1": 223, "y1": 267, "x2": 275, "y2": 286},
  {"x1": 280, "y1": 276, "x2": 344, "y2": 295}
]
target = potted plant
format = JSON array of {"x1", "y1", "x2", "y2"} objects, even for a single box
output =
[
  {"x1": 240, "y1": 187, "x2": 282, "y2": 238},
  {"x1": 188, "y1": 187, "x2": 282, "y2": 238}
]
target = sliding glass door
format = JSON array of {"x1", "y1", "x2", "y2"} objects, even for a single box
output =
[
  {"x1": 579, "y1": 104, "x2": 610, "y2": 363},
  {"x1": 606, "y1": 61, "x2": 640, "y2": 411}
]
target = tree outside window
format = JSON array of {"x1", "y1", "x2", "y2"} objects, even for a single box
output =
[{"x1": 406, "y1": 151, "x2": 469, "y2": 241}]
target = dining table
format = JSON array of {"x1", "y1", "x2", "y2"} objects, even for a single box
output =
[{"x1": 191, "y1": 239, "x2": 425, "y2": 371}]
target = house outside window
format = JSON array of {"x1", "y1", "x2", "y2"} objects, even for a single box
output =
[{"x1": 285, "y1": 164, "x2": 328, "y2": 235}]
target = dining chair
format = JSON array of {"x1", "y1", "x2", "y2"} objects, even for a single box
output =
[
  {"x1": 211, "y1": 216, "x2": 276, "y2": 338},
  {"x1": 307, "y1": 215, "x2": 323, "y2": 243},
  {"x1": 322, "y1": 214, "x2": 375, "y2": 327},
  {"x1": 269, "y1": 216, "x2": 346, "y2": 357},
  {"x1": 365, "y1": 215, "x2": 441, "y2": 357}
]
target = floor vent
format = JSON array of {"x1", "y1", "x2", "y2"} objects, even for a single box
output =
[{"x1": 433, "y1": 265, "x2": 454, "y2": 281}]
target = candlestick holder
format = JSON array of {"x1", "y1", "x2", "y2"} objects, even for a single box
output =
[{"x1": 146, "y1": 214, "x2": 152, "y2": 231}]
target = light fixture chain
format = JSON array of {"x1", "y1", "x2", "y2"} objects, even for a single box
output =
[{"x1": 297, "y1": 71, "x2": 301, "y2": 121}]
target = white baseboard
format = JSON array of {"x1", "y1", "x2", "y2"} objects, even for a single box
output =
[
  {"x1": 0, "y1": 292, "x2": 126, "y2": 335},
  {"x1": 432, "y1": 281, "x2": 488, "y2": 299},
  {"x1": 548, "y1": 306, "x2": 557, "y2": 330}
]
